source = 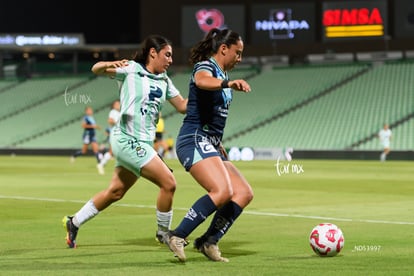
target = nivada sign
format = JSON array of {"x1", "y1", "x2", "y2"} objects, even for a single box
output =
[
  {"x1": 255, "y1": 9, "x2": 310, "y2": 39},
  {"x1": 322, "y1": 1, "x2": 387, "y2": 40},
  {"x1": 251, "y1": 3, "x2": 315, "y2": 44}
]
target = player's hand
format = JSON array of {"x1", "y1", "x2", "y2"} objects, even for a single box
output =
[
  {"x1": 218, "y1": 143, "x2": 228, "y2": 159},
  {"x1": 229, "y1": 79, "x2": 251, "y2": 93},
  {"x1": 108, "y1": 59, "x2": 128, "y2": 68}
]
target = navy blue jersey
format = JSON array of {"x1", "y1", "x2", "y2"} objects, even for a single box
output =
[
  {"x1": 178, "y1": 57, "x2": 232, "y2": 144},
  {"x1": 83, "y1": 115, "x2": 96, "y2": 138}
]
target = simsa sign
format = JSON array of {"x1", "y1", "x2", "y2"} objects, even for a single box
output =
[{"x1": 322, "y1": 1, "x2": 387, "y2": 40}]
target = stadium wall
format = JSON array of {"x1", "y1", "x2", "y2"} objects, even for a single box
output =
[{"x1": 0, "y1": 148, "x2": 412, "y2": 161}]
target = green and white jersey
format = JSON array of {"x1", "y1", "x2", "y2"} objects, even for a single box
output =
[{"x1": 114, "y1": 61, "x2": 180, "y2": 143}]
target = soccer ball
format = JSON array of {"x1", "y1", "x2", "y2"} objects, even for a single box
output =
[{"x1": 309, "y1": 223, "x2": 345, "y2": 257}]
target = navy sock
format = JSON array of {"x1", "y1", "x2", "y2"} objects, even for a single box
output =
[
  {"x1": 203, "y1": 201, "x2": 243, "y2": 244},
  {"x1": 95, "y1": 153, "x2": 101, "y2": 163},
  {"x1": 173, "y1": 194, "x2": 217, "y2": 238},
  {"x1": 73, "y1": 150, "x2": 83, "y2": 157}
]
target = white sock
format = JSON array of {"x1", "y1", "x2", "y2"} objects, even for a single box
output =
[
  {"x1": 156, "y1": 209, "x2": 173, "y2": 231},
  {"x1": 100, "y1": 152, "x2": 112, "y2": 166},
  {"x1": 73, "y1": 200, "x2": 99, "y2": 227}
]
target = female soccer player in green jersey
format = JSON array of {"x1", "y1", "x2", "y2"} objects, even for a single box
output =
[{"x1": 63, "y1": 35, "x2": 187, "y2": 248}]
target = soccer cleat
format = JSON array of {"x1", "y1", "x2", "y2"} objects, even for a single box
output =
[
  {"x1": 96, "y1": 164, "x2": 105, "y2": 175},
  {"x1": 193, "y1": 236, "x2": 207, "y2": 250},
  {"x1": 155, "y1": 230, "x2": 169, "y2": 245},
  {"x1": 159, "y1": 230, "x2": 190, "y2": 246},
  {"x1": 195, "y1": 238, "x2": 229, "y2": 262},
  {"x1": 62, "y1": 216, "x2": 78, "y2": 248},
  {"x1": 167, "y1": 234, "x2": 187, "y2": 262}
]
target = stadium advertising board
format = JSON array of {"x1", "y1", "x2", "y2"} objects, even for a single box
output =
[
  {"x1": 181, "y1": 5, "x2": 245, "y2": 47},
  {"x1": 0, "y1": 34, "x2": 84, "y2": 47},
  {"x1": 250, "y1": 3, "x2": 315, "y2": 44},
  {"x1": 394, "y1": 0, "x2": 414, "y2": 38},
  {"x1": 322, "y1": 1, "x2": 387, "y2": 40}
]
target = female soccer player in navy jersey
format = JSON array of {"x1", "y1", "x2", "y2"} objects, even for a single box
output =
[
  {"x1": 70, "y1": 106, "x2": 101, "y2": 164},
  {"x1": 167, "y1": 28, "x2": 254, "y2": 262}
]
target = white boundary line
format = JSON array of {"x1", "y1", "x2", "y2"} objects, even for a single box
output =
[{"x1": 2, "y1": 195, "x2": 414, "y2": 225}]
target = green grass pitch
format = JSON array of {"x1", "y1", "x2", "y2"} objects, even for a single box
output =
[{"x1": 1, "y1": 155, "x2": 413, "y2": 275}]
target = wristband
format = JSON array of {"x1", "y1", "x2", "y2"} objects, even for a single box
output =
[{"x1": 221, "y1": 80, "x2": 229, "y2": 89}]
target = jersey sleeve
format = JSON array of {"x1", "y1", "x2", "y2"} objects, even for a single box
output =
[
  {"x1": 194, "y1": 61, "x2": 215, "y2": 76},
  {"x1": 108, "y1": 110, "x2": 120, "y2": 122},
  {"x1": 114, "y1": 60, "x2": 136, "y2": 81},
  {"x1": 165, "y1": 76, "x2": 180, "y2": 100}
]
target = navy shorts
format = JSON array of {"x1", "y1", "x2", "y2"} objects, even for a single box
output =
[
  {"x1": 82, "y1": 133, "x2": 97, "y2": 144},
  {"x1": 176, "y1": 133, "x2": 227, "y2": 171}
]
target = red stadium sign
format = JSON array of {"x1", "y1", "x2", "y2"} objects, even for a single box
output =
[
  {"x1": 322, "y1": 1, "x2": 387, "y2": 40},
  {"x1": 323, "y1": 8, "x2": 383, "y2": 26},
  {"x1": 323, "y1": 8, "x2": 384, "y2": 37}
]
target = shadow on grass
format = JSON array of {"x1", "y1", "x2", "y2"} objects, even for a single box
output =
[{"x1": 121, "y1": 237, "x2": 258, "y2": 262}]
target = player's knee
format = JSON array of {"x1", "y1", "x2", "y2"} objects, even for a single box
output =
[
  {"x1": 213, "y1": 186, "x2": 233, "y2": 206},
  {"x1": 245, "y1": 188, "x2": 254, "y2": 204},
  {"x1": 233, "y1": 185, "x2": 254, "y2": 207},
  {"x1": 161, "y1": 174, "x2": 177, "y2": 194}
]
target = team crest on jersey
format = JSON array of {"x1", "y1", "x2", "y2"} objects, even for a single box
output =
[{"x1": 136, "y1": 146, "x2": 146, "y2": 157}]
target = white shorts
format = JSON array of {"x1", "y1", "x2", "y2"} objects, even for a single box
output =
[{"x1": 382, "y1": 140, "x2": 390, "y2": 149}]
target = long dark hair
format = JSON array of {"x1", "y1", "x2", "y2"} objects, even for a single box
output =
[
  {"x1": 189, "y1": 28, "x2": 241, "y2": 65},
  {"x1": 133, "y1": 35, "x2": 172, "y2": 64}
]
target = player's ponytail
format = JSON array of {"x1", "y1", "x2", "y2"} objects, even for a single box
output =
[{"x1": 189, "y1": 28, "x2": 242, "y2": 65}]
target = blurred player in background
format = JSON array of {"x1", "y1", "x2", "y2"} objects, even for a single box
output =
[
  {"x1": 166, "y1": 28, "x2": 254, "y2": 262},
  {"x1": 62, "y1": 34, "x2": 187, "y2": 249},
  {"x1": 97, "y1": 100, "x2": 121, "y2": 175},
  {"x1": 70, "y1": 106, "x2": 101, "y2": 164},
  {"x1": 165, "y1": 134, "x2": 175, "y2": 159},
  {"x1": 153, "y1": 112, "x2": 169, "y2": 158},
  {"x1": 379, "y1": 123, "x2": 392, "y2": 162}
]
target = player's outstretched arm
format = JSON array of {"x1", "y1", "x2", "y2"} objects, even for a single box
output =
[
  {"x1": 194, "y1": 70, "x2": 251, "y2": 93},
  {"x1": 91, "y1": 60, "x2": 129, "y2": 76}
]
